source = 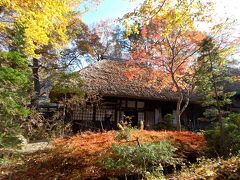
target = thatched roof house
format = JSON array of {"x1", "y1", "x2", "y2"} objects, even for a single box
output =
[
  {"x1": 79, "y1": 59, "x2": 179, "y2": 101},
  {"x1": 71, "y1": 60, "x2": 197, "y2": 131},
  {"x1": 71, "y1": 60, "x2": 240, "y2": 131}
]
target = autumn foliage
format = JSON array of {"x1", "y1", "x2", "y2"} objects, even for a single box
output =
[
  {"x1": 54, "y1": 130, "x2": 205, "y2": 158},
  {"x1": 122, "y1": 0, "x2": 213, "y2": 131},
  {"x1": 1, "y1": 130, "x2": 206, "y2": 179}
]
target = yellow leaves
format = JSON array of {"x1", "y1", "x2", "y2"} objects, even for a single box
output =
[
  {"x1": 123, "y1": 0, "x2": 214, "y2": 39},
  {"x1": 232, "y1": 76, "x2": 240, "y2": 82},
  {"x1": 195, "y1": 167, "x2": 216, "y2": 177},
  {"x1": 0, "y1": 0, "x2": 10, "y2": 6},
  {"x1": 0, "y1": 23, "x2": 7, "y2": 32},
  {"x1": 1, "y1": 0, "x2": 82, "y2": 58}
]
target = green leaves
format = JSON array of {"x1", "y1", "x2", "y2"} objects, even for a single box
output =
[
  {"x1": 204, "y1": 113, "x2": 240, "y2": 157},
  {"x1": 51, "y1": 72, "x2": 83, "y2": 95},
  {"x1": 50, "y1": 72, "x2": 84, "y2": 105},
  {"x1": 197, "y1": 37, "x2": 236, "y2": 110},
  {"x1": 0, "y1": 51, "x2": 31, "y2": 148},
  {"x1": 102, "y1": 141, "x2": 180, "y2": 176}
]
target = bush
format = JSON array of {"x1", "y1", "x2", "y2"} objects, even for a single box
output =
[
  {"x1": 21, "y1": 110, "x2": 73, "y2": 142},
  {"x1": 171, "y1": 155, "x2": 240, "y2": 179},
  {"x1": 115, "y1": 127, "x2": 135, "y2": 141},
  {"x1": 102, "y1": 141, "x2": 181, "y2": 177},
  {"x1": 158, "y1": 114, "x2": 176, "y2": 130},
  {"x1": 204, "y1": 113, "x2": 240, "y2": 157}
]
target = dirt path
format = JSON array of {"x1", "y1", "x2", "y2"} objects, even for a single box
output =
[{"x1": 19, "y1": 141, "x2": 53, "y2": 153}]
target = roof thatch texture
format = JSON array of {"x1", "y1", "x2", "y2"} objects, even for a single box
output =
[
  {"x1": 79, "y1": 60, "x2": 240, "y2": 101},
  {"x1": 79, "y1": 60, "x2": 178, "y2": 101}
]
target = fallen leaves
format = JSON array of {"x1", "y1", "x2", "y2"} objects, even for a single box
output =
[{"x1": 0, "y1": 130, "x2": 206, "y2": 179}]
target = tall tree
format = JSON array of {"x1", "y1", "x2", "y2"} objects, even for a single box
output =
[
  {"x1": 0, "y1": 0, "x2": 99, "y2": 103},
  {"x1": 0, "y1": 51, "x2": 31, "y2": 148},
  {"x1": 0, "y1": 0, "x2": 96, "y2": 57},
  {"x1": 123, "y1": 0, "x2": 215, "y2": 131},
  {"x1": 197, "y1": 36, "x2": 237, "y2": 154},
  {"x1": 76, "y1": 20, "x2": 129, "y2": 61}
]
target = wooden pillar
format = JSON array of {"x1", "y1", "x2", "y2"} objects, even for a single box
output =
[{"x1": 93, "y1": 105, "x2": 96, "y2": 122}]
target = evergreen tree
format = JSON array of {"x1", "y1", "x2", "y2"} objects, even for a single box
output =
[
  {"x1": 0, "y1": 51, "x2": 31, "y2": 148},
  {"x1": 197, "y1": 37, "x2": 236, "y2": 155}
]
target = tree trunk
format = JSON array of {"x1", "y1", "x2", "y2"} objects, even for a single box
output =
[
  {"x1": 176, "y1": 99, "x2": 182, "y2": 131},
  {"x1": 176, "y1": 109, "x2": 181, "y2": 131},
  {"x1": 32, "y1": 58, "x2": 40, "y2": 105}
]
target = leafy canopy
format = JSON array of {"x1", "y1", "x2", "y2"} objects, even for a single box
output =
[
  {"x1": 0, "y1": 0, "x2": 97, "y2": 58},
  {"x1": 122, "y1": 0, "x2": 215, "y2": 131}
]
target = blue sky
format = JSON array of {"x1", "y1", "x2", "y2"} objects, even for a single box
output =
[
  {"x1": 80, "y1": 0, "x2": 239, "y2": 66},
  {"x1": 83, "y1": 0, "x2": 240, "y2": 31},
  {"x1": 83, "y1": 0, "x2": 143, "y2": 25}
]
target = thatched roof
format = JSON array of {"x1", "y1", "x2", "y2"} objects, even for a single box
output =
[
  {"x1": 79, "y1": 60, "x2": 178, "y2": 101},
  {"x1": 79, "y1": 60, "x2": 240, "y2": 101}
]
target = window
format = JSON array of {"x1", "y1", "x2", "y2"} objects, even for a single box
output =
[
  {"x1": 72, "y1": 106, "x2": 93, "y2": 121},
  {"x1": 127, "y1": 100, "x2": 135, "y2": 108},
  {"x1": 106, "y1": 110, "x2": 115, "y2": 121},
  {"x1": 172, "y1": 110, "x2": 177, "y2": 126},
  {"x1": 96, "y1": 109, "x2": 105, "y2": 121},
  {"x1": 82, "y1": 108, "x2": 93, "y2": 121},
  {"x1": 137, "y1": 101, "x2": 145, "y2": 108},
  {"x1": 96, "y1": 109, "x2": 115, "y2": 122},
  {"x1": 121, "y1": 100, "x2": 126, "y2": 107},
  {"x1": 117, "y1": 111, "x2": 124, "y2": 122},
  {"x1": 72, "y1": 107, "x2": 83, "y2": 121},
  {"x1": 138, "y1": 112, "x2": 144, "y2": 122},
  {"x1": 146, "y1": 111, "x2": 155, "y2": 127}
]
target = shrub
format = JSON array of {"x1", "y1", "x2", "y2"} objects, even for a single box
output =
[
  {"x1": 158, "y1": 114, "x2": 176, "y2": 130},
  {"x1": 204, "y1": 113, "x2": 240, "y2": 157},
  {"x1": 171, "y1": 155, "x2": 240, "y2": 179},
  {"x1": 115, "y1": 127, "x2": 135, "y2": 141},
  {"x1": 21, "y1": 110, "x2": 73, "y2": 142},
  {"x1": 102, "y1": 141, "x2": 181, "y2": 177},
  {"x1": 1, "y1": 131, "x2": 205, "y2": 179}
]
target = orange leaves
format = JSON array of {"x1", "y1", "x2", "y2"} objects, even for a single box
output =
[
  {"x1": 141, "y1": 26, "x2": 148, "y2": 37},
  {"x1": 131, "y1": 52, "x2": 139, "y2": 60},
  {"x1": 52, "y1": 129, "x2": 206, "y2": 178},
  {"x1": 124, "y1": 70, "x2": 134, "y2": 81},
  {"x1": 131, "y1": 130, "x2": 206, "y2": 151},
  {"x1": 175, "y1": 61, "x2": 188, "y2": 75},
  {"x1": 124, "y1": 64, "x2": 145, "y2": 81},
  {"x1": 128, "y1": 15, "x2": 206, "y2": 97},
  {"x1": 124, "y1": 60, "x2": 174, "y2": 92},
  {"x1": 185, "y1": 31, "x2": 206, "y2": 44},
  {"x1": 54, "y1": 131, "x2": 117, "y2": 157},
  {"x1": 1, "y1": 130, "x2": 206, "y2": 179},
  {"x1": 171, "y1": 86, "x2": 178, "y2": 92},
  {"x1": 53, "y1": 130, "x2": 206, "y2": 158}
]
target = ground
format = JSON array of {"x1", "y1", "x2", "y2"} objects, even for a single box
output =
[
  {"x1": 0, "y1": 130, "x2": 206, "y2": 179},
  {"x1": 1, "y1": 130, "x2": 239, "y2": 179}
]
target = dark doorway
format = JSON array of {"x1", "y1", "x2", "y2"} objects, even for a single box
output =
[
  {"x1": 124, "y1": 111, "x2": 138, "y2": 127},
  {"x1": 162, "y1": 107, "x2": 173, "y2": 118}
]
